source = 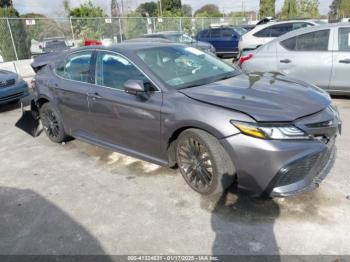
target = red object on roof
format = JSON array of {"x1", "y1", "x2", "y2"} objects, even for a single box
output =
[{"x1": 84, "y1": 39, "x2": 102, "y2": 46}]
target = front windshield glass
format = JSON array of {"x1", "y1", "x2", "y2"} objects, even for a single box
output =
[
  {"x1": 233, "y1": 27, "x2": 248, "y2": 35},
  {"x1": 137, "y1": 46, "x2": 236, "y2": 89}
]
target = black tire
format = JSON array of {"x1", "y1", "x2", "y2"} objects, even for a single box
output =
[
  {"x1": 40, "y1": 102, "x2": 69, "y2": 143},
  {"x1": 176, "y1": 129, "x2": 236, "y2": 196}
]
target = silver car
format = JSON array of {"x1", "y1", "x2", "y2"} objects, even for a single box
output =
[{"x1": 240, "y1": 23, "x2": 350, "y2": 94}]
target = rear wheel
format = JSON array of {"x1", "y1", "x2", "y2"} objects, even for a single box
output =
[
  {"x1": 40, "y1": 102, "x2": 69, "y2": 143},
  {"x1": 176, "y1": 129, "x2": 236, "y2": 195}
]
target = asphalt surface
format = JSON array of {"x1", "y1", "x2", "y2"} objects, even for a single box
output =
[{"x1": 0, "y1": 95, "x2": 349, "y2": 256}]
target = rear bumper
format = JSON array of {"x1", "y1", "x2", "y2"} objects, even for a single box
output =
[
  {"x1": 220, "y1": 134, "x2": 337, "y2": 197},
  {"x1": 0, "y1": 80, "x2": 29, "y2": 104}
]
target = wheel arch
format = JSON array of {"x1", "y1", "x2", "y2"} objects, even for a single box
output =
[{"x1": 166, "y1": 123, "x2": 225, "y2": 168}]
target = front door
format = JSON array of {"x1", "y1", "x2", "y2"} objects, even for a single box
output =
[
  {"x1": 88, "y1": 51, "x2": 163, "y2": 160},
  {"x1": 330, "y1": 27, "x2": 350, "y2": 92}
]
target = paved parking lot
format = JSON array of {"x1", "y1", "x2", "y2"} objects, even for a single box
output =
[{"x1": 0, "y1": 96, "x2": 349, "y2": 256}]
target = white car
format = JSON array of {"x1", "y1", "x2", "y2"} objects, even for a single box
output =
[{"x1": 238, "y1": 20, "x2": 323, "y2": 52}]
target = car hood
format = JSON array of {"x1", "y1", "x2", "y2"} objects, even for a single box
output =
[
  {"x1": 179, "y1": 72, "x2": 331, "y2": 122},
  {"x1": 0, "y1": 69, "x2": 17, "y2": 81}
]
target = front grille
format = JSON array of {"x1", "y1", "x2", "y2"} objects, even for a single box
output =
[
  {"x1": 0, "y1": 79, "x2": 16, "y2": 88},
  {"x1": 274, "y1": 142, "x2": 334, "y2": 188}
]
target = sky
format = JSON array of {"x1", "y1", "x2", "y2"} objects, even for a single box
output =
[{"x1": 13, "y1": 0, "x2": 333, "y2": 16}]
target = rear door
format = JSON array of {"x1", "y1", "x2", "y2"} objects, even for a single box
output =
[
  {"x1": 220, "y1": 28, "x2": 239, "y2": 54},
  {"x1": 53, "y1": 50, "x2": 96, "y2": 135},
  {"x1": 209, "y1": 28, "x2": 224, "y2": 53},
  {"x1": 88, "y1": 50, "x2": 163, "y2": 159},
  {"x1": 276, "y1": 29, "x2": 333, "y2": 89},
  {"x1": 330, "y1": 26, "x2": 350, "y2": 92}
]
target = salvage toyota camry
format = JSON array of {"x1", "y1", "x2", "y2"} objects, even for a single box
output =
[{"x1": 29, "y1": 43, "x2": 341, "y2": 197}]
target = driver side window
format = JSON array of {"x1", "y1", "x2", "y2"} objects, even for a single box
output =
[{"x1": 95, "y1": 51, "x2": 156, "y2": 91}]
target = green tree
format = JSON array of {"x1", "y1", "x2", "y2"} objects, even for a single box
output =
[
  {"x1": 194, "y1": 4, "x2": 222, "y2": 17},
  {"x1": 329, "y1": 0, "x2": 340, "y2": 20},
  {"x1": 0, "y1": 0, "x2": 12, "y2": 8},
  {"x1": 297, "y1": 0, "x2": 320, "y2": 18},
  {"x1": 259, "y1": 0, "x2": 276, "y2": 17},
  {"x1": 339, "y1": 0, "x2": 350, "y2": 17},
  {"x1": 136, "y1": 2, "x2": 158, "y2": 17},
  {"x1": 0, "y1": 7, "x2": 30, "y2": 61},
  {"x1": 162, "y1": 0, "x2": 182, "y2": 13},
  {"x1": 68, "y1": 1, "x2": 107, "y2": 40},
  {"x1": 281, "y1": 0, "x2": 298, "y2": 19},
  {"x1": 182, "y1": 4, "x2": 192, "y2": 17}
]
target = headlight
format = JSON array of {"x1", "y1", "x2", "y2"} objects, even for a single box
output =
[{"x1": 231, "y1": 121, "x2": 310, "y2": 140}]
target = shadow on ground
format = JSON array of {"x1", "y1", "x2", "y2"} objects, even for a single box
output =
[
  {"x1": 0, "y1": 186, "x2": 112, "y2": 259},
  {"x1": 206, "y1": 179, "x2": 281, "y2": 258}
]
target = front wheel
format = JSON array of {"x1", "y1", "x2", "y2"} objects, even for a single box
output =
[{"x1": 176, "y1": 129, "x2": 236, "y2": 195}]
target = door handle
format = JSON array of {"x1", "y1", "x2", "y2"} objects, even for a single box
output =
[
  {"x1": 339, "y1": 59, "x2": 350, "y2": 64},
  {"x1": 87, "y1": 92, "x2": 102, "y2": 100},
  {"x1": 280, "y1": 59, "x2": 292, "y2": 64}
]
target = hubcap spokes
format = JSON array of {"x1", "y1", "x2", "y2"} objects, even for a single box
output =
[
  {"x1": 42, "y1": 110, "x2": 60, "y2": 138},
  {"x1": 179, "y1": 138, "x2": 213, "y2": 190}
]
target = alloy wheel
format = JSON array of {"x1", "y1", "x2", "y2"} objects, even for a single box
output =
[
  {"x1": 41, "y1": 109, "x2": 60, "y2": 139},
  {"x1": 178, "y1": 138, "x2": 214, "y2": 191}
]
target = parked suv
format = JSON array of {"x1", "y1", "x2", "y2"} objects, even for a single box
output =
[
  {"x1": 238, "y1": 20, "x2": 323, "y2": 52},
  {"x1": 196, "y1": 26, "x2": 247, "y2": 57}
]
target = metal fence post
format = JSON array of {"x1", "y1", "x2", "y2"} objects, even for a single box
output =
[
  {"x1": 69, "y1": 17, "x2": 75, "y2": 41},
  {"x1": 118, "y1": 18, "x2": 123, "y2": 42},
  {"x1": 179, "y1": 17, "x2": 182, "y2": 32},
  {"x1": 6, "y1": 18, "x2": 18, "y2": 61}
]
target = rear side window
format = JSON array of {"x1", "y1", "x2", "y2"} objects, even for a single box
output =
[
  {"x1": 292, "y1": 22, "x2": 312, "y2": 30},
  {"x1": 210, "y1": 29, "x2": 221, "y2": 38},
  {"x1": 221, "y1": 28, "x2": 234, "y2": 38},
  {"x1": 269, "y1": 23, "x2": 293, "y2": 37},
  {"x1": 281, "y1": 29, "x2": 330, "y2": 51},
  {"x1": 338, "y1": 27, "x2": 350, "y2": 51},
  {"x1": 254, "y1": 27, "x2": 271, "y2": 37},
  {"x1": 55, "y1": 51, "x2": 92, "y2": 82}
]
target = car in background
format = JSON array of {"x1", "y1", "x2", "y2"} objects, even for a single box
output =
[
  {"x1": 196, "y1": 26, "x2": 247, "y2": 57},
  {"x1": 0, "y1": 69, "x2": 29, "y2": 104},
  {"x1": 143, "y1": 31, "x2": 216, "y2": 54},
  {"x1": 240, "y1": 23, "x2": 350, "y2": 94},
  {"x1": 29, "y1": 43, "x2": 341, "y2": 197},
  {"x1": 39, "y1": 37, "x2": 72, "y2": 54},
  {"x1": 238, "y1": 20, "x2": 324, "y2": 53}
]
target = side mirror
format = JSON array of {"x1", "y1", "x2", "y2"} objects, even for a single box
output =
[
  {"x1": 124, "y1": 80, "x2": 145, "y2": 95},
  {"x1": 39, "y1": 45, "x2": 43, "y2": 49}
]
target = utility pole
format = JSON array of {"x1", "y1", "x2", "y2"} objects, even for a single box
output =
[{"x1": 159, "y1": 0, "x2": 163, "y2": 17}]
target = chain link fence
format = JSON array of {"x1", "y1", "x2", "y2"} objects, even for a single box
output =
[{"x1": 0, "y1": 16, "x2": 252, "y2": 62}]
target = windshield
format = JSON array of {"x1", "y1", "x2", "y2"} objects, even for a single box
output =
[
  {"x1": 137, "y1": 46, "x2": 236, "y2": 89},
  {"x1": 233, "y1": 27, "x2": 248, "y2": 35},
  {"x1": 167, "y1": 34, "x2": 194, "y2": 44},
  {"x1": 46, "y1": 40, "x2": 67, "y2": 49}
]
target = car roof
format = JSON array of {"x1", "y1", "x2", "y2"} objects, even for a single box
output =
[
  {"x1": 145, "y1": 31, "x2": 181, "y2": 36},
  {"x1": 73, "y1": 42, "x2": 183, "y2": 53},
  {"x1": 249, "y1": 19, "x2": 323, "y2": 34},
  {"x1": 261, "y1": 22, "x2": 350, "y2": 48}
]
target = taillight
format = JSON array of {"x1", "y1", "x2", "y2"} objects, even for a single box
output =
[
  {"x1": 239, "y1": 54, "x2": 253, "y2": 67},
  {"x1": 29, "y1": 78, "x2": 36, "y2": 90}
]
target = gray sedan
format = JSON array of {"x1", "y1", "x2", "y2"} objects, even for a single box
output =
[
  {"x1": 27, "y1": 43, "x2": 340, "y2": 198},
  {"x1": 240, "y1": 23, "x2": 350, "y2": 94}
]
